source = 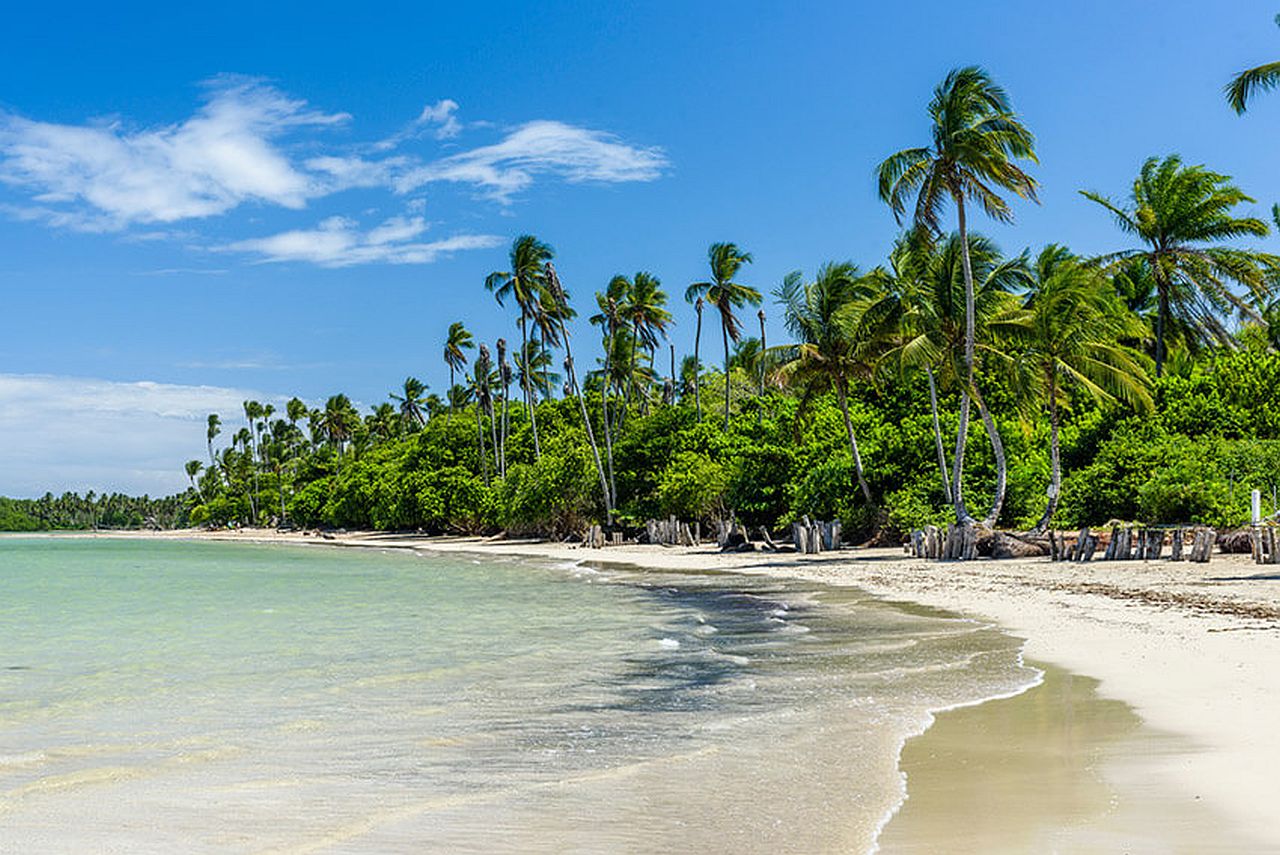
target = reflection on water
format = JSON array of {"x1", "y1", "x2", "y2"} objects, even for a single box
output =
[{"x1": 0, "y1": 539, "x2": 1041, "y2": 853}]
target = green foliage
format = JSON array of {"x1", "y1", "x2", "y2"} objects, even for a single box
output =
[{"x1": 653, "y1": 452, "x2": 729, "y2": 521}]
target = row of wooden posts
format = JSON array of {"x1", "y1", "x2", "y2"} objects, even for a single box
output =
[
  {"x1": 1050, "y1": 526, "x2": 1215, "y2": 564},
  {"x1": 909, "y1": 524, "x2": 978, "y2": 561},
  {"x1": 583, "y1": 517, "x2": 841, "y2": 551},
  {"x1": 1250, "y1": 525, "x2": 1280, "y2": 564}
]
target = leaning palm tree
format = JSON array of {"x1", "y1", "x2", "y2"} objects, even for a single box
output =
[
  {"x1": 545, "y1": 262, "x2": 613, "y2": 524},
  {"x1": 1081, "y1": 155, "x2": 1277, "y2": 377},
  {"x1": 206, "y1": 414, "x2": 221, "y2": 470},
  {"x1": 589, "y1": 275, "x2": 630, "y2": 505},
  {"x1": 877, "y1": 66, "x2": 1038, "y2": 525},
  {"x1": 1017, "y1": 246, "x2": 1153, "y2": 531},
  {"x1": 686, "y1": 242, "x2": 761, "y2": 428},
  {"x1": 773, "y1": 261, "x2": 877, "y2": 504},
  {"x1": 1226, "y1": 16, "x2": 1280, "y2": 113},
  {"x1": 486, "y1": 235, "x2": 554, "y2": 459},
  {"x1": 443, "y1": 322, "x2": 474, "y2": 424},
  {"x1": 184, "y1": 460, "x2": 204, "y2": 500},
  {"x1": 391, "y1": 377, "x2": 429, "y2": 430}
]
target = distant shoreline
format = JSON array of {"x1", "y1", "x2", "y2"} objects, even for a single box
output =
[{"x1": 12, "y1": 527, "x2": 1280, "y2": 847}]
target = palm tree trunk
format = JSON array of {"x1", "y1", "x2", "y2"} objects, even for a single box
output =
[
  {"x1": 559, "y1": 330, "x2": 613, "y2": 524},
  {"x1": 693, "y1": 303, "x2": 703, "y2": 421},
  {"x1": 500, "y1": 384, "x2": 509, "y2": 478},
  {"x1": 926, "y1": 366, "x2": 953, "y2": 504},
  {"x1": 600, "y1": 329, "x2": 618, "y2": 507},
  {"x1": 486, "y1": 398, "x2": 499, "y2": 480},
  {"x1": 722, "y1": 319, "x2": 731, "y2": 429},
  {"x1": 1033, "y1": 371, "x2": 1061, "y2": 534},
  {"x1": 972, "y1": 383, "x2": 1007, "y2": 529},
  {"x1": 669, "y1": 343, "x2": 676, "y2": 404},
  {"x1": 521, "y1": 317, "x2": 541, "y2": 460},
  {"x1": 1155, "y1": 270, "x2": 1169, "y2": 378},
  {"x1": 953, "y1": 194, "x2": 977, "y2": 524},
  {"x1": 474, "y1": 402, "x2": 489, "y2": 485},
  {"x1": 447, "y1": 366, "x2": 455, "y2": 425},
  {"x1": 836, "y1": 377, "x2": 874, "y2": 504}
]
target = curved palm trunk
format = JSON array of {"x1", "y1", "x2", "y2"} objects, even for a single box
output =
[
  {"x1": 1033, "y1": 371, "x2": 1061, "y2": 534},
  {"x1": 599, "y1": 328, "x2": 618, "y2": 507},
  {"x1": 926, "y1": 367, "x2": 953, "y2": 504},
  {"x1": 561, "y1": 335, "x2": 613, "y2": 525},
  {"x1": 952, "y1": 194, "x2": 977, "y2": 524},
  {"x1": 486, "y1": 397, "x2": 499, "y2": 480},
  {"x1": 836, "y1": 378, "x2": 874, "y2": 504},
  {"x1": 722, "y1": 320, "x2": 732, "y2": 429},
  {"x1": 972, "y1": 384, "x2": 1008, "y2": 529},
  {"x1": 474, "y1": 403, "x2": 489, "y2": 485},
  {"x1": 693, "y1": 305, "x2": 703, "y2": 421}
]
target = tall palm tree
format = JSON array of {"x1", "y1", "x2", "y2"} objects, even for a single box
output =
[
  {"x1": 184, "y1": 460, "x2": 204, "y2": 500},
  {"x1": 391, "y1": 377, "x2": 429, "y2": 430},
  {"x1": 1018, "y1": 246, "x2": 1153, "y2": 531},
  {"x1": 206, "y1": 414, "x2": 221, "y2": 470},
  {"x1": 877, "y1": 66, "x2": 1038, "y2": 525},
  {"x1": 773, "y1": 261, "x2": 877, "y2": 504},
  {"x1": 691, "y1": 297, "x2": 704, "y2": 420},
  {"x1": 319, "y1": 394, "x2": 358, "y2": 473},
  {"x1": 864, "y1": 232, "x2": 1030, "y2": 524},
  {"x1": 496, "y1": 338, "x2": 511, "y2": 477},
  {"x1": 545, "y1": 263, "x2": 613, "y2": 523},
  {"x1": 1226, "y1": 16, "x2": 1280, "y2": 113},
  {"x1": 443, "y1": 322, "x2": 474, "y2": 424},
  {"x1": 621, "y1": 271, "x2": 672, "y2": 413},
  {"x1": 1081, "y1": 155, "x2": 1276, "y2": 377},
  {"x1": 486, "y1": 235, "x2": 554, "y2": 459},
  {"x1": 242, "y1": 400, "x2": 264, "y2": 521},
  {"x1": 686, "y1": 242, "x2": 761, "y2": 428},
  {"x1": 589, "y1": 275, "x2": 630, "y2": 505}
]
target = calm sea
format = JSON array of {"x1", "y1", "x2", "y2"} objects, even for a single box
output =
[{"x1": 0, "y1": 538, "x2": 1038, "y2": 853}]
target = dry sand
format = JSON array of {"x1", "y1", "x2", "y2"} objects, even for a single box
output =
[{"x1": 29, "y1": 528, "x2": 1280, "y2": 850}]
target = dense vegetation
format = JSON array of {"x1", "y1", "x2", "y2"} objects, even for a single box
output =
[
  {"x1": 0, "y1": 493, "x2": 188, "y2": 531},
  {"x1": 16, "y1": 56, "x2": 1280, "y2": 540}
]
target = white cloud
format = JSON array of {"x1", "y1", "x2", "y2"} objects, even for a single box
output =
[
  {"x1": 221, "y1": 215, "x2": 501, "y2": 267},
  {"x1": 0, "y1": 77, "x2": 347, "y2": 229},
  {"x1": 0, "y1": 373, "x2": 276, "y2": 497},
  {"x1": 397, "y1": 120, "x2": 669, "y2": 200}
]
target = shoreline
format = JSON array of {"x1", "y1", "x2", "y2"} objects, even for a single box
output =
[{"x1": 14, "y1": 528, "x2": 1280, "y2": 848}]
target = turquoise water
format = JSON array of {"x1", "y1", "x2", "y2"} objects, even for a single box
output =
[{"x1": 0, "y1": 538, "x2": 1037, "y2": 853}]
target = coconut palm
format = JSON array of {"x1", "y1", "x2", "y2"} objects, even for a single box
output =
[
  {"x1": 864, "y1": 232, "x2": 1031, "y2": 524},
  {"x1": 773, "y1": 261, "x2": 878, "y2": 504},
  {"x1": 691, "y1": 297, "x2": 704, "y2": 420},
  {"x1": 391, "y1": 376, "x2": 429, "y2": 430},
  {"x1": 318, "y1": 394, "x2": 358, "y2": 472},
  {"x1": 589, "y1": 275, "x2": 630, "y2": 504},
  {"x1": 443, "y1": 322, "x2": 474, "y2": 424},
  {"x1": 496, "y1": 338, "x2": 511, "y2": 477},
  {"x1": 486, "y1": 235, "x2": 554, "y2": 459},
  {"x1": 1018, "y1": 246, "x2": 1153, "y2": 531},
  {"x1": 1226, "y1": 16, "x2": 1280, "y2": 113},
  {"x1": 184, "y1": 460, "x2": 204, "y2": 500},
  {"x1": 686, "y1": 243, "x2": 761, "y2": 428},
  {"x1": 621, "y1": 271, "x2": 672, "y2": 413},
  {"x1": 545, "y1": 262, "x2": 613, "y2": 523},
  {"x1": 877, "y1": 66, "x2": 1038, "y2": 525},
  {"x1": 206, "y1": 414, "x2": 221, "y2": 470},
  {"x1": 1081, "y1": 155, "x2": 1277, "y2": 377}
]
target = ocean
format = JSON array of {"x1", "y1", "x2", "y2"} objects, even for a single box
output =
[{"x1": 0, "y1": 538, "x2": 1040, "y2": 853}]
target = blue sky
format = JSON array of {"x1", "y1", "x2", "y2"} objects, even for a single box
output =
[{"x1": 3, "y1": 0, "x2": 1280, "y2": 496}]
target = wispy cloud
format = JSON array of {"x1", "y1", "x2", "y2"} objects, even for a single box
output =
[
  {"x1": 396, "y1": 120, "x2": 669, "y2": 200},
  {"x1": 0, "y1": 81, "x2": 668, "y2": 264},
  {"x1": 221, "y1": 215, "x2": 502, "y2": 267},
  {"x1": 0, "y1": 76, "x2": 348, "y2": 230},
  {"x1": 0, "y1": 373, "x2": 276, "y2": 496}
]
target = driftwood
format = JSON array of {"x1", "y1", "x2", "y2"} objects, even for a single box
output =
[
  {"x1": 645, "y1": 516, "x2": 697, "y2": 547},
  {"x1": 791, "y1": 516, "x2": 840, "y2": 555},
  {"x1": 1189, "y1": 528, "x2": 1216, "y2": 563}
]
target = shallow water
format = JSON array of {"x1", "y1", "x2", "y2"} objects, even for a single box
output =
[{"x1": 0, "y1": 538, "x2": 1040, "y2": 853}]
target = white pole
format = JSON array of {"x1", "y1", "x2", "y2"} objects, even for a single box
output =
[{"x1": 1252, "y1": 489, "x2": 1262, "y2": 525}]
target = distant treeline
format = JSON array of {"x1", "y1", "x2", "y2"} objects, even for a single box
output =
[{"x1": 0, "y1": 493, "x2": 188, "y2": 532}]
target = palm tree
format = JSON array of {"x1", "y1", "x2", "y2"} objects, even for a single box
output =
[
  {"x1": 478, "y1": 344, "x2": 500, "y2": 480},
  {"x1": 206, "y1": 414, "x2": 221, "y2": 470},
  {"x1": 391, "y1": 377, "x2": 429, "y2": 430},
  {"x1": 496, "y1": 338, "x2": 511, "y2": 477},
  {"x1": 864, "y1": 232, "x2": 1030, "y2": 524},
  {"x1": 877, "y1": 66, "x2": 1038, "y2": 525},
  {"x1": 487, "y1": 235, "x2": 554, "y2": 459},
  {"x1": 590, "y1": 275, "x2": 630, "y2": 505},
  {"x1": 184, "y1": 460, "x2": 204, "y2": 500},
  {"x1": 773, "y1": 262, "x2": 877, "y2": 504},
  {"x1": 1081, "y1": 155, "x2": 1276, "y2": 377},
  {"x1": 242, "y1": 400, "x2": 264, "y2": 521},
  {"x1": 691, "y1": 297, "x2": 704, "y2": 420},
  {"x1": 319, "y1": 394, "x2": 358, "y2": 472},
  {"x1": 686, "y1": 242, "x2": 761, "y2": 428},
  {"x1": 545, "y1": 262, "x2": 613, "y2": 523},
  {"x1": 757, "y1": 308, "x2": 767, "y2": 399},
  {"x1": 621, "y1": 271, "x2": 672, "y2": 414},
  {"x1": 1226, "y1": 16, "x2": 1280, "y2": 113},
  {"x1": 443, "y1": 322, "x2": 474, "y2": 424},
  {"x1": 1018, "y1": 246, "x2": 1153, "y2": 531}
]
